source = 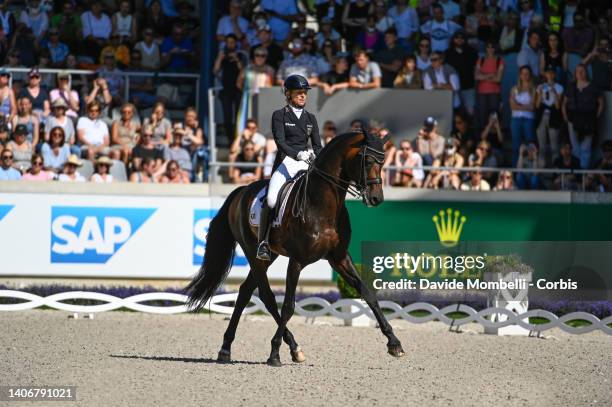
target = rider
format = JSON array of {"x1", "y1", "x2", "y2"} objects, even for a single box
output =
[{"x1": 256, "y1": 74, "x2": 323, "y2": 260}]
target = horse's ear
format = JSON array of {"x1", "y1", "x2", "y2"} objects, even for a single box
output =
[{"x1": 381, "y1": 134, "x2": 391, "y2": 145}]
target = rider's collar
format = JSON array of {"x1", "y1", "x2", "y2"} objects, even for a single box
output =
[{"x1": 288, "y1": 104, "x2": 304, "y2": 116}]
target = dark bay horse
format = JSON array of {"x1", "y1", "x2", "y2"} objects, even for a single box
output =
[{"x1": 186, "y1": 132, "x2": 405, "y2": 366}]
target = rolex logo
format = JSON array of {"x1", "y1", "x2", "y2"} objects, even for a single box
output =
[{"x1": 432, "y1": 208, "x2": 466, "y2": 247}]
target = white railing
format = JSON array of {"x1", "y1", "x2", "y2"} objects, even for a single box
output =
[{"x1": 1, "y1": 290, "x2": 610, "y2": 335}]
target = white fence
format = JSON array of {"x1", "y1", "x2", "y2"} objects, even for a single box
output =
[{"x1": 1, "y1": 290, "x2": 610, "y2": 335}]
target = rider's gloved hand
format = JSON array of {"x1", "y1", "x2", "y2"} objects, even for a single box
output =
[{"x1": 297, "y1": 151, "x2": 311, "y2": 162}]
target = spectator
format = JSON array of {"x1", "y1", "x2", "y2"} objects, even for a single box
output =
[
  {"x1": 562, "y1": 64, "x2": 604, "y2": 169},
  {"x1": 0, "y1": 148, "x2": 21, "y2": 180},
  {"x1": 215, "y1": 34, "x2": 247, "y2": 140},
  {"x1": 493, "y1": 170, "x2": 516, "y2": 191},
  {"x1": 445, "y1": 31, "x2": 478, "y2": 114},
  {"x1": 368, "y1": 121, "x2": 397, "y2": 171},
  {"x1": 159, "y1": 159, "x2": 190, "y2": 183},
  {"x1": 11, "y1": 98, "x2": 39, "y2": 147},
  {"x1": 460, "y1": 166, "x2": 490, "y2": 191},
  {"x1": 518, "y1": 30, "x2": 542, "y2": 78},
  {"x1": 6, "y1": 124, "x2": 33, "y2": 172},
  {"x1": 81, "y1": 0, "x2": 112, "y2": 61},
  {"x1": 480, "y1": 111, "x2": 504, "y2": 162},
  {"x1": 174, "y1": 1, "x2": 199, "y2": 42},
  {"x1": 374, "y1": 28, "x2": 407, "y2": 88},
  {"x1": 318, "y1": 55, "x2": 350, "y2": 95},
  {"x1": 142, "y1": 0, "x2": 170, "y2": 41},
  {"x1": 45, "y1": 99, "x2": 76, "y2": 150},
  {"x1": 342, "y1": 0, "x2": 373, "y2": 45},
  {"x1": 19, "y1": 0, "x2": 49, "y2": 41},
  {"x1": 0, "y1": 68, "x2": 18, "y2": 120},
  {"x1": 250, "y1": 24, "x2": 284, "y2": 71},
  {"x1": 84, "y1": 76, "x2": 112, "y2": 124},
  {"x1": 518, "y1": 0, "x2": 536, "y2": 30},
  {"x1": 562, "y1": 12, "x2": 594, "y2": 57},
  {"x1": 230, "y1": 140, "x2": 262, "y2": 184},
  {"x1": 516, "y1": 143, "x2": 543, "y2": 189},
  {"x1": 100, "y1": 33, "x2": 130, "y2": 68},
  {"x1": 275, "y1": 38, "x2": 319, "y2": 85},
  {"x1": 77, "y1": 101, "x2": 111, "y2": 160},
  {"x1": 50, "y1": 1, "x2": 82, "y2": 52},
  {"x1": 510, "y1": 65, "x2": 536, "y2": 166},
  {"x1": 112, "y1": 0, "x2": 137, "y2": 44},
  {"x1": 229, "y1": 118, "x2": 266, "y2": 176},
  {"x1": 237, "y1": 47, "x2": 275, "y2": 94},
  {"x1": 322, "y1": 120, "x2": 337, "y2": 145},
  {"x1": 180, "y1": 107, "x2": 208, "y2": 182},
  {"x1": 464, "y1": 0, "x2": 496, "y2": 51},
  {"x1": 541, "y1": 32, "x2": 568, "y2": 84},
  {"x1": 164, "y1": 127, "x2": 192, "y2": 177},
  {"x1": 349, "y1": 50, "x2": 382, "y2": 89},
  {"x1": 46, "y1": 27, "x2": 70, "y2": 67},
  {"x1": 316, "y1": 17, "x2": 341, "y2": 51},
  {"x1": 65, "y1": 54, "x2": 88, "y2": 96},
  {"x1": 37, "y1": 49, "x2": 55, "y2": 90},
  {"x1": 58, "y1": 154, "x2": 86, "y2": 182},
  {"x1": 423, "y1": 52, "x2": 461, "y2": 109},
  {"x1": 425, "y1": 138, "x2": 464, "y2": 189},
  {"x1": 469, "y1": 140, "x2": 498, "y2": 184},
  {"x1": 498, "y1": 12, "x2": 523, "y2": 54},
  {"x1": 49, "y1": 72, "x2": 80, "y2": 120},
  {"x1": 18, "y1": 67, "x2": 50, "y2": 122},
  {"x1": 582, "y1": 37, "x2": 612, "y2": 91},
  {"x1": 387, "y1": 0, "x2": 419, "y2": 52},
  {"x1": 131, "y1": 125, "x2": 164, "y2": 171},
  {"x1": 535, "y1": 64, "x2": 563, "y2": 165},
  {"x1": 439, "y1": 0, "x2": 461, "y2": 21},
  {"x1": 475, "y1": 41, "x2": 504, "y2": 131},
  {"x1": 11, "y1": 25, "x2": 38, "y2": 68},
  {"x1": 143, "y1": 102, "x2": 172, "y2": 149},
  {"x1": 160, "y1": 25, "x2": 195, "y2": 70},
  {"x1": 22, "y1": 154, "x2": 55, "y2": 181},
  {"x1": 451, "y1": 111, "x2": 476, "y2": 154},
  {"x1": 90, "y1": 155, "x2": 114, "y2": 183},
  {"x1": 127, "y1": 50, "x2": 157, "y2": 108},
  {"x1": 130, "y1": 156, "x2": 161, "y2": 183},
  {"x1": 304, "y1": 36, "x2": 330, "y2": 76},
  {"x1": 393, "y1": 139, "x2": 424, "y2": 187},
  {"x1": 552, "y1": 141, "x2": 581, "y2": 190},
  {"x1": 374, "y1": 2, "x2": 394, "y2": 33},
  {"x1": 111, "y1": 103, "x2": 140, "y2": 164},
  {"x1": 415, "y1": 116, "x2": 444, "y2": 166},
  {"x1": 3, "y1": 56, "x2": 25, "y2": 102},
  {"x1": 41, "y1": 126, "x2": 71, "y2": 173},
  {"x1": 315, "y1": 0, "x2": 343, "y2": 31},
  {"x1": 420, "y1": 3, "x2": 461, "y2": 52},
  {"x1": 589, "y1": 140, "x2": 612, "y2": 192},
  {"x1": 0, "y1": 2, "x2": 16, "y2": 39},
  {"x1": 134, "y1": 28, "x2": 161, "y2": 70},
  {"x1": 416, "y1": 37, "x2": 432, "y2": 70},
  {"x1": 393, "y1": 55, "x2": 423, "y2": 89},
  {"x1": 97, "y1": 50, "x2": 124, "y2": 103},
  {"x1": 356, "y1": 14, "x2": 384, "y2": 52},
  {"x1": 350, "y1": 118, "x2": 367, "y2": 133}
]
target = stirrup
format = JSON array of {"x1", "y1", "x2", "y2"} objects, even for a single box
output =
[{"x1": 256, "y1": 240, "x2": 271, "y2": 261}]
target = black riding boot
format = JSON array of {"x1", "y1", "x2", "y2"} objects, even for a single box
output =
[{"x1": 256, "y1": 204, "x2": 273, "y2": 260}]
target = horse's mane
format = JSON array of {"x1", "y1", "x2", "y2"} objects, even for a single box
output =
[{"x1": 316, "y1": 131, "x2": 385, "y2": 163}]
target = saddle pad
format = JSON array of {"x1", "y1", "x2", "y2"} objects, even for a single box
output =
[{"x1": 249, "y1": 181, "x2": 297, "y2": 228}]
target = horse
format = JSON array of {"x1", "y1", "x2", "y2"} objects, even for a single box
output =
[{"x1": 185, "y1": 131, "x2": 405, "y2": 366}]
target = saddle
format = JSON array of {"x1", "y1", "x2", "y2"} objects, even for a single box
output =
[{"x1": 249, "y1": 171, "x2": 307, "y2": 228}]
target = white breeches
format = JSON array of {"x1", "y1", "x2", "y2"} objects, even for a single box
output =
[{"x1": 267, "y1": 156, "x2": 308, "y2": 208}]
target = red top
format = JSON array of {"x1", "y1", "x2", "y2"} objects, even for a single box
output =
[{"x1": 477, "y1": 57, "x2": 504, "y2": 94}]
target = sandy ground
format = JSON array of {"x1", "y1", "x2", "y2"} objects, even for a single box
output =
[{"x1": 0, "y1": 310, "x2": 610, "y2": 407}]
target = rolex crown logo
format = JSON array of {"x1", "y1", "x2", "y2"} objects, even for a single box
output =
[{"x1": 432, "y1": 208, "x2": 466, "y2": 247}]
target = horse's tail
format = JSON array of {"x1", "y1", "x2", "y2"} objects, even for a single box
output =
[{"x1": 185, "y1": 187, "x2": 243, "y2": 312}]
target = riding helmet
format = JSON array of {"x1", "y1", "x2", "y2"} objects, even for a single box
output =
[{"x1": 283, "y1": 74, "x2": 311, "y2": 92}]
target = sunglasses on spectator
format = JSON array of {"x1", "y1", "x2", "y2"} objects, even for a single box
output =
[
  {"x1": 2, "y1": 154, "x2": 13, "y2": 159},
  {"x1": 246, "y1": 125, "x2": 257, "y2": 130},
  {"x1": 503, "y1": 175, "x2": 512, "y2": 180},
  {"x1": 89, "y1": 108, "x2": 100, "y2": 113},
  {"x1": 169, "y1": 166, "x2": 178, "y2": 171},
  {"x1": 0, "y1": 73, "x2": 10, "y2": 78},
  {"x1": 255, "y1": 53, "x2": 267, "y2": 57},
  {"x1": 121, "y1": 109, "x2": 132, "y2": 114},
  {"x1": 51, "y1": 132, "x2": 63, "y2": 137},
  {"x1": 143, "y1": 133, "x2": 153, "y2": 138},
  {"x1": 325, "y1": 126, "x2": 336, "y2": 131},
  {"x1": 244, "y1": 147, "x2": 254, "y2": 151},
  {"x1": 30, "y1": 75, "x2": 41, "y2": 79},
  {"x1": 32, "y1": 161, "x2": 43, "y2": 166}
]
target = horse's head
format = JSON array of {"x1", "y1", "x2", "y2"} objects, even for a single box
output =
[{"x1": 343, "y1": 132, "x2": 387, "y2": 207}]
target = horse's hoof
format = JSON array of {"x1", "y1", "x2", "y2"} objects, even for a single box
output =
[
  {"x1": 266, "y1": 357, "x2": 282, "y2": 367},
  {"x1": 217, "y1": 350, "x2": 231, "y2": 363},
  {"x1": 290, "y1": 348, "x2": 306, "y2": 363},
  {"x1": 388, "y1": 344, "x2": 406, "y2": 358}
]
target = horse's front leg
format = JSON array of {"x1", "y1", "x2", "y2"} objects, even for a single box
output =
[
  {"x1": 266, "y1": 258, "x2": 302, "y2": 367},
  {"x1": 329, "y1": 252, "x2": 405, "y2": 357}
]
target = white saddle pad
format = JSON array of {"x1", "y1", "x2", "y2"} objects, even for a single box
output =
[{"x1": 249, "y1": 182, "x2": 297, "y2": 228}]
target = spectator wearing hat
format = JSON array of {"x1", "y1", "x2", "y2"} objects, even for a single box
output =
[
  {"x1": 423, "y1": 52, "x2": 461, "y2": 108},
  {"x1": 58, "y1": 154, "x2": 86, "y2": 182},
  {"x1": 415, "y1": 116, "x2": 444, "y2": 166},
  {"x1": 535, "y1": 64, "x2": 563, "y2": 165},
  {"x1": 112, "y1": 0, "x2": 137, "y2": 44},
  {"x1": 160, "y1": 24, "x2": 195, "y2": 70},
  {"x1": 50, "y1": 1, "x2": 82, "y2": 52},
  {"x1": 460, "y1": 166, "x2": 490, "y2": 191},
  {"x1": 374, "y1": 28, "x2": 408, "y2": 88},
  {"x1": 387, "y1": 0, "x2": 419, "y2": 52},
  {"x1": 420, "y1": 3, "x2": 461, "y2": 52},
  {"x1": 424, "y1": 137, "x2": 463, "y2": 189},
  {"x1": 18, "y1": 67, "x2": 50, "y2": 121},
  {"x1": 11, "y1": 97, "x2": 39, "y2": 147},
  {"x1": 81, "y1": 0, "x2": 112, "y2": 61},
  {"x1": 349, "y1": 50, "x2": 382, "y2": 89},
  {"x1": 22, "y1": 154, "x2": 55, "y2": 181},
  {"x1": 216, "y1": 0, "x2": 249, "y2": 43},
  {"x1": 164, "y1": 125, "x2": 192, "y2": 178},
  {"x1": 41, "y1": 126, "x2": 71, "y2": 173},
  {"x1": 45, "y1": 27, "x2": 70, "y2": 67},
  {"x1": 19, "y1": 0, "x2": 49, "y2": 41},
  {"x1": 250, "y1": 24, "x2": 284, "y2": 71},
  {"x1": 111, "y1": 103, "x2": 140, "y2": 164},
  {"x1": 45, "y1": 99, "x2": 76, "y2": 149},
  {"x1": 49, "y1": 72, "x2": 80, "y2": 120},
  {"x1": 275, "y1": 37, "x2": 319, "y2": 85},
  {"x1": 134, "y1": 28, "x2": 161, "y2": 70},
  {"x1": 91, "y1": 155, "x2": 113, "y2": 183},
  {"x1": 261, "y1": 0, "x2": 300, "y2": 43},
  {"x1": 6, "y1": 124, "x2": 33, "y2": 172},
  {"x1": 77, "y1": 101, "x2": 111, "y2": 160},
  {"x1": 445, "y1": 31, "x2": 478, "y2": 115},
  {"x1": 318, "y1": 55, "x2": 350, "y2": 95},
  {"x1": 0, "y1": 147, "x2": 21, "y2": 180},
  {"x1": 0, "y1": 68, "x2": 17, "y2": 119},
  {"x1": 393, "y1": 139, "x2": 424, "y2": 187}
]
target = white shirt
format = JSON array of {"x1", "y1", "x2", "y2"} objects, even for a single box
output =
[
  {"x1": 81, "y1": 11, "x2": 111, "y2": 39},
  {"x1": 537, "y1": 83, "x2": 563, "y2": 108},
  {"x1": 420, "y1": 19, "x2": 461, "y2": 52},
  {"x1": 91, "y1": 173, "x2": 113, "y2": 183},
  {"x1": 511, "y1": 89, "x2": 535, "y2": 119},
  {"x1": 290, "y1": 105, "x2": 303, "y2": 119},
  {"x1": 387, "y1": 6, "x2": 419, "y2": 39},
  {"x1": 19, "y1": 11, "x2": 49, "y2": 39},
  {"x1": 216, "y1": 15, "x2": 249, "y2": 38},
  {"x1": 77, "y1": 117, "x2": 109, "y2": 146},
  {"x1": 423, "y1": 67, "x2": 461, "y2": 107},
  {"x1": 58, "y1": 172, "x2": 86, "y2": 182}
]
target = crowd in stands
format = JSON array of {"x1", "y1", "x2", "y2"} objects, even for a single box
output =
[
  {"x1": 219, "y1": 0, "x2": 611, "y2": 191},
  {"x1": 0, "y1": 0, "x2": 207, "y2": 184}
]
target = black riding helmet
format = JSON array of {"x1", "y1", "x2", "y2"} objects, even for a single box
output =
[{"x1": 283, "y1": 74, "x2": 311, "y2": 92}]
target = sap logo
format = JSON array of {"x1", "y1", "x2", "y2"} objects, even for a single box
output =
[
  {"x1": 51, "y1": 207, "x2": 156, "y2": 263},
  {"x1": 0, "y1": 205, "x2": 14, "y2": 222},
  {"x1": 193, "y1": 209, "x2": 247, "y2": 267}
]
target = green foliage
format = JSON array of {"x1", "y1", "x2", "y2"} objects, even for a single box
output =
[
  {"x1": 336, "y1": 264, "x2": 361, "y2": 299},
  {"x1": 483, "y1": 254, "x2": 533, "y2": 274}
]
